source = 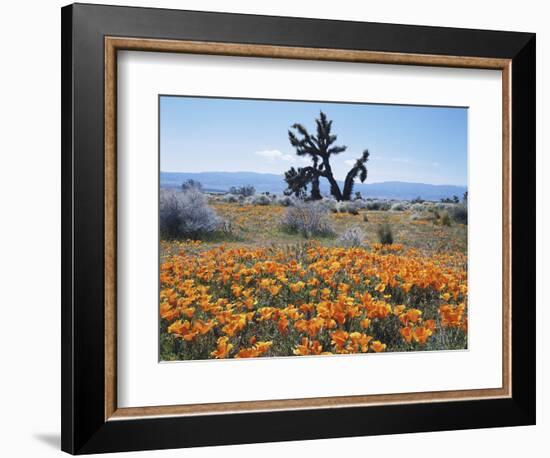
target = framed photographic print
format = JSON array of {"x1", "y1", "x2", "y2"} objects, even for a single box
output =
[{"x1": 61, "y1": 3, "x2": 536, "y2": 454}]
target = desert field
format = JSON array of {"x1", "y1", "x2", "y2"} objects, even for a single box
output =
[{"x1": 159, "y1": 194, "x2": 468, "y2": 360}]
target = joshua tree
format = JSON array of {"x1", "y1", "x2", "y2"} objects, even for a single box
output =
[
  {"x1": 287, "y1": 111, "x2": 346, "y2": 200},
  {"x1": 285, "y1": 111, "x2": 370, "y2": 201},
  {"x1": 342, "y1": 149, "x2": 370, "y2": 200}
]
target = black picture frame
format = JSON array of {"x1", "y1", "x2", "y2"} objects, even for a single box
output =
[{"x1": 61, "y1": 3, "x2": 536, "y2": 454}]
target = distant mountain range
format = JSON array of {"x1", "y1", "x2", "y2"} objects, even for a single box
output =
[{"x1": 161, "y1": 171, "x2": 467, "y2": 201}]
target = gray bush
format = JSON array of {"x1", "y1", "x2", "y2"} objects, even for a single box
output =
[
  {"x1": 320, "y1": 198, "x2": 338, "y2": 213},
  {"x1": 338, "y1": 226, "x2": 365, "y2": 247},
  {"x1": 160, "y1": 189, "x2": 221, "y2": 239},
  {"x1": 276, "y1": 195, "x2": 296, "y2": 207},
  {"x1": 435, "y1": 202, "x2": 454, "y2": 211},
  {"x1": 252, "y1": 194, "x2": 271, "y2": 205},
  {"x1": 410, "y1": 203, "x2": 426, "y2": 213},
  {"x1": 365, "y1": 200, "x2": 391, "y2": 211},
  {"x1": 334, "y1": 202, "x2": 346, "y2": 213},
  {"x1": 222, "y1": 193, "x2": 239, "y2": 203},
  {"x1": 410, "y1": 211, "x2": 435, "y2": 222},
  {"x1": 335, "y1": 201, "x2": 360, "y2": 214},
  {"x1": 281, "y1": 202, "x2": 335, "y2": 238},
  {"x1": 346, "y1": 201, "x2": 360, "y2": 215},
  {"x1": 448, "y1": 204, "x2": 468, "y2": 224},
  {"x1": 379, "y1": 201, "x2": 391, "y2": 211},
  {"x1": 390, "y1": 202, "x2": 407, "y2": 211},
  {"x1": 364, "y1": 201, "x2": 377, "y2": 210}
]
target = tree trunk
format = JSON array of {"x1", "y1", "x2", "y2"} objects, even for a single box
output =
[
  {"x1": 322, "y1": 159, "x2": 343, "y2": 200},
  {"x1": 310, "y1": 175, "x2": 322, "y2": 200},
  {"x1": 342, "y1": 170, "x2": 356, "y2": 200}
]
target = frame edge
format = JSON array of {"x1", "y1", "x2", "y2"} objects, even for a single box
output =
[{"x1": 61, "y1": 3, "x2": 75, "y2": 454}]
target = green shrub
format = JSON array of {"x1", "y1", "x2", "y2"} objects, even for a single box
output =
[
  {"x1": 229, "y1": 185, "x2": 255, "y2": 197},
  {"x1": 181, "y1": 179, "x2": 203, "y2": 192},
  {"x1": 377, "y1": 223, "x2": 394, "y2": 245},
  {"x1": 449, "y1": 204, "x2": 468, "y2": 224}
]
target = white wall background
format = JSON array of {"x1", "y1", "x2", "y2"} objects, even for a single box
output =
[{"x1": 0, "y1": 1, "x2": 545, "y2": 456}]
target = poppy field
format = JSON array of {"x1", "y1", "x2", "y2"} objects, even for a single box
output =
[{"x1": 159, "y1": 201, "x2": 468, "y2": 361}]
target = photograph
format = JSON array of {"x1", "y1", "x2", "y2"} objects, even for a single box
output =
[{"x1": 159, "y1": 96, "x2": 469, "y2": 361}]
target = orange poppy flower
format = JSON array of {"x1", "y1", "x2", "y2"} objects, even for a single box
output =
[
  {"x1": 401, "y1": 282, "x2": 413, "y2": 293},
  {"x1": 254, "y1": 341, "x2": 273, "y2": 354},
  {"x1": 289, "y1": 281, "x2": 305, "y2": 293},
  {"x1": 413, "y1": 326, "x2": 433, "y2": 344},
  {"x1": 211, "y1": 336, "x2": 233, "y2": 359},
  {"x1": 293, "y1": 337, "x2": 323, "y2": 356},
  {"x1": 278, "y1": 315, "x2": 289, "y2": 335},
  {"x1": 330, "y1": 330, "x2": 349, "y2": 350},
  {"x1": 160, "y1": 303, "x2": 179, "y2": 321},
  {"x1": 268, "y1": 284, "x2": 282, "y2": 296},
  {"x1": 167, "y1": 319, "x2": 198, "y2": 341},
  {"x1": 231, "y1": 285, "x2": 243, "y2": 297},
  {"x1": 424, "y1": 319, "x2": 437, "y2": 331},
  {"x1": 400, "y1": 326, "x2": 413, "y2": 343},
  {"x1": 393, "y1": 304, "x2": 406, "y2": 316},
  {"x1": 370, "y1": 340, "x2": 387, "y2": 352},
  {"x1": 374, "y1": 282, "x2": 386, "y2": 293},
  {"x1": 192, "y1": 319, "x2": 215, "y2": 335},
  {"x1": 348, "y1": 332, "x2": 372, "y2": 352},
  {"x1": 360, "y1": 318, "x2": 371, "y2": 329},
  {"x1": 399, "y1": 308, "x2": 422, "y2": 325}
]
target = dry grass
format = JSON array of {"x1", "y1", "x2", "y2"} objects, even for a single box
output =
[{"x1": 163, "y1": 200, "x2": 467, "y2": 257}]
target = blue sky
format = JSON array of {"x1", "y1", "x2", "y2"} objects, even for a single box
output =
[{"x1": 160, "y1": 96, "x2": 467, "y2": 186}]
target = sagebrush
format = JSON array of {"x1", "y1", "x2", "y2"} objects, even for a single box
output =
[
  {"x1": 281, "y1": 202, "x2": 335, "y2": 238},
  {"x1": 160, "y1": 189, "x2": 221, "y2": 239}
]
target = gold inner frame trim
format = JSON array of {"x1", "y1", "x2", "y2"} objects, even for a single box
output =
[{"x1": 104, "y1": 36, "x2": 512, "y2": 421}]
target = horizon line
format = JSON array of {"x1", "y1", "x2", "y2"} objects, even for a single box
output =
[{"x1": 160, "y1": 170, "x2": 467, "y2": 188}]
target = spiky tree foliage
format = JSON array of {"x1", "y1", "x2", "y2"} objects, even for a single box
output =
[
  {"x1": 284, "y1": 111, "x2": 371, "y2": 201},
  {"x1": 287, "y1": 111, "x2": 346, "y2": 200},
  {"x1": 342, "y1": 149, "x2": 370, "y2": 200},
  {"x1": 284, "y1": 166, "x2": 313, "y2": 199}
]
